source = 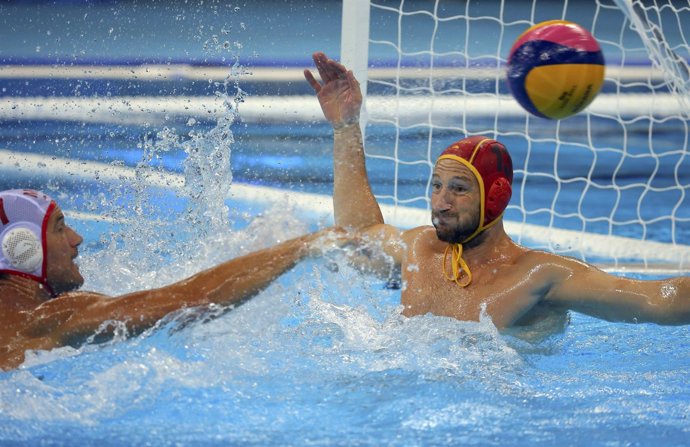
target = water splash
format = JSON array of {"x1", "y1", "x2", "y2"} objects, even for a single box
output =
[{"x1": 78, "y1": 55, "x2": 247, "y2": 294}]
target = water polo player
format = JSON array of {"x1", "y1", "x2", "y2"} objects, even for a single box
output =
[
  {"x1": 305, "y1": 51, "x2": 690, "y2": 330},
  {"x1": 0, "y1": 189, "x2": 348, "y2": 370}
]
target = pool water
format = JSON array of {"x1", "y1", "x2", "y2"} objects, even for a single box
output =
[
  {"x1": 1, "y1": 164, "x2": 689, "y2": 446},
  {"x1": 1, "y1": 68, "x2": 689, "y2": 447},
  {"x1": 1, "y1": 1, "x2": 690, "y2": 445},
  {"x1": 2, "y1": 249, "x2": 689, "y2": 446}
]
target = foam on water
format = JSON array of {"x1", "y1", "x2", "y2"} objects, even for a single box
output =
[
  {"x1": 1, "y1": 25, "x2": 688, "y2": 447},
  {"x1": 3, "y1": 217, "x2": 690, "y2": 446},
  {"x1": 3, "y1": 134, "x2": 684, "y2": 445},
  {"x1": 1, "y1": 237, "x2": 530, "y2": 442}
]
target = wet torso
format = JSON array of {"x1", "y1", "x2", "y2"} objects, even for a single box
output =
[{"x1": 399, "y1": 227, "x2": 569, "y2": 329}]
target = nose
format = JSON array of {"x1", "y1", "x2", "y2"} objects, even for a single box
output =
[
  {"x1": 431, "y1": 187, "x2": 452, "y2": 213},
  {"x1": 67, "y1": 226, "x2": 83, "y2": 247}
]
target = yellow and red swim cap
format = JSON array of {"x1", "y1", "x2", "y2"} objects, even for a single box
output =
[{"x1": 436, "y1": 135, "x2": 513, "y2": 235}]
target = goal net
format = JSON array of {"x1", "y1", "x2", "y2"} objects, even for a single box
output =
[{"x1": 341, "y1": 0, "x2": 690, "y2": 271}]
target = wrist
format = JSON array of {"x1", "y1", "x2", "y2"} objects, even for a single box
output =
[
  {"x1": 296, "y1": 232, "x2": 321, "y2": 258},
  {"x1": 333, "y1": 122, "x2": 361, "y2": 134},
  {"x1": 300, "y1": 228, "x2": 346, "y2": 258}
]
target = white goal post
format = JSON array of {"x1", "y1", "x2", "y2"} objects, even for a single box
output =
[{"x1": 340, "y1": 0, "x2": 690, "y2": 271}]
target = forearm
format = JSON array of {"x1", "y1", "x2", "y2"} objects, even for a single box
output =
[
  {"x1": 93, "y1": 232, "x2": 324, "y2": 331},
  {"x1": 333, "y1": 124, "x2": 384, "y2": 229},
  {"x1": 184, "y1": 233, "x2": 316, "y2": 304},
  {"x1": 555, "y1": 273, "x2": 690, "y2": 325},
  {"x1": 157, "y1": 233, "x2": 318, "y2": 309},
  {"x1": 652, "y1": 277, "x2": 690, "y2": 325},
  {"x1": 610, "y1": 277, "x2": 690, "y2": 325}
]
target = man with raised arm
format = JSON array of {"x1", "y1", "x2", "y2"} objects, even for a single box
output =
[
  {"x1": 0, "y1": 188, "x2": 347, "y2": 370},
  {"x1": 304, "y1": 51, "x2": 690, "y2": 330}
]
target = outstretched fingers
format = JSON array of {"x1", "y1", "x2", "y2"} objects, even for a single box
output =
[
  {"x1": 304, "y1": 69, "x2": 321, "y2": 93},
  {"x1": 313, "y1": 52, "x2": 336, "y2": 83},
  {"x1": 305, "y1": 52, "x2": 338, "y2": 93},
  {"x1": 313, "y1": 52, "x2": 350, "y2": 83}
]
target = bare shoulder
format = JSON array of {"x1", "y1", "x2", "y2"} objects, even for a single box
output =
[
  {"x1": 401, "y1": 225, "x2": 437, "y2": 246},
  {"x1": 513, "y1": 248, "x2": 625, "y2": 305},
  {"x1": 13, "y1": 292, "x2": 106, "y2": 341},
  {"x1": 34, "y1": 291, "x2": 110, "y2": 316},
  {"x1": 493, "y1": 247, "x2": 601, "y2": 299},
  {"x1": 513, "y1": 247, "x2": 590, "y2": 273}
]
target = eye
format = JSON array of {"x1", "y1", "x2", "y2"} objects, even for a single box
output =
[
  {"x1": 431, "y1": 180, "x2": 442, "y2": 191},
  {"x1": 450, "y1": 183, "x2": 465, "y2": 193}
]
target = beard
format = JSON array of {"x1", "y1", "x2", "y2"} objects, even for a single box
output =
[
  {"x1": 47, "y1": 263, "x2": 84, "y2": 296},
  {"x1": 432, "y1": 209, "x2": 481, "y2": 244},
  {"x1": 49, "y1": 276, "x2": 84, "y2": 296}
]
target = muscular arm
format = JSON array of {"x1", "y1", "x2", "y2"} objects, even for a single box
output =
[
  {"x1": 34, "y1": 229, "x2": 343, "y2": 343},
  {"x1": 544, "y1": 255, "x2": 690, "y2": 325},
  {"x1": 333, "y1": 124, "x2": 383, "y2": 229},
  {"x1": 305, "y1": 52, "x2": 383, "y2": 230}
]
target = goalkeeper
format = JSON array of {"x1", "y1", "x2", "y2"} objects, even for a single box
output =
[{"x1": 304, "y1": 51, "x2": 690, "y2": 330}]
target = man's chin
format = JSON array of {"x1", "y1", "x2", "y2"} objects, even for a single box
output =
[
  {"x1": 73, "y1": 272, "x2": 85, "y2": 290},
  {"x1": 434, "y1": 227, "x2": 457, "y2": 244},
  {"x1": 434, "y1": 226, "x2": 472, "y2": 244},
  {"x1": 73, "y1": 264, "x2": 84, "y2": 287},
  {"x1": 50, "y1": 275, "x2": 85, "y2": 295}
]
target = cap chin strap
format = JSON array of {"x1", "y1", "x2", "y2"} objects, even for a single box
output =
[
  {"x1": 442, "y1": 213, "x2": 503, "y2": 288},
  {"x1": 437, "y1": 146, "x2": 488, "y2": 288},
  {"x1": 443, "y1": 243, "x2": 472, "y2": 287}
]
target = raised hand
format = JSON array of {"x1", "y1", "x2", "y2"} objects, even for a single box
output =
[{"x1": 304, "y1": 52, "x2": 362, "y2": 129}]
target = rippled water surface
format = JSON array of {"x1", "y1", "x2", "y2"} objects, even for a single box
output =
[
  {"x1": 1, "y1": 208, "x2": 688, "y2": 446},
  {"x1": 2, "y1": 1, "x2": 689, "y2": 445}
]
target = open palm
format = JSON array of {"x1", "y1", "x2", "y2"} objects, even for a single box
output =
[{"x1": 304, "y1": 52, "x2": 362, "y2": 128}]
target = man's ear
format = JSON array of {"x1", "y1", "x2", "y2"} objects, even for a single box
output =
[{"x1": 486, "y1": 177, "x2": 512, "y2": 223}]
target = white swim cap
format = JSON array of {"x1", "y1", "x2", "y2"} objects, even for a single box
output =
[{"x1": 0, "y1": 189, "x2": 56, "y2": 291}]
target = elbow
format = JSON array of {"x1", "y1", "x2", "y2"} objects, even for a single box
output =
[
  {"x1": 636, "y1": 299, "x2": 690, "y2": 326},
  {"x1": 652, "y1": 278, "x2": 690, "y2": 325},
  {"x1": 651, "y1": 302, "x2": 690, "y2": 326},
  {"x1": 619, "y1": 278, "x2": 690, "y2": 326}
]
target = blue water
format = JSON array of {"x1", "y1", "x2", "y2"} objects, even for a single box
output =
[
  {"x1": 2, "y1": 254, "x2": 690, "y2": 446},
  {"x1": 4, "y1": 117, "x2": 689, "y2": 247},
  {"x1": 1, "y1": 1, "x2": 690, "y2": 446}
]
